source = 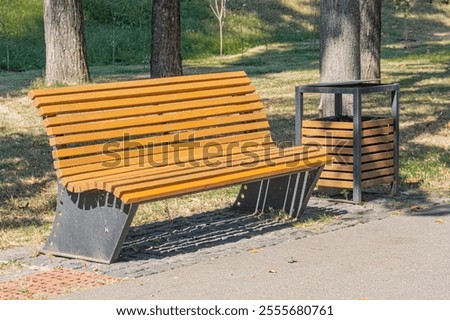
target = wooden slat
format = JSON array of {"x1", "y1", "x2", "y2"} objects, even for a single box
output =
[
  {"x1": 323, "y1": 163, "x2": 353, "y2": 172},
  {"x1": 43, "y1": 94, "x2": 262, "y2": 127},
  {"x1": 361, "y1": 118, "x2": 393, "y2": 129},
  {"x1": 317, "y1": 179, "x2": 354, "y2": 188},
  {"x1": 54, "y1": 131, "x2": 270, "y2": 169},
  {"x1": 29, "y1": 71, "x2": 247, "y2": 99},
  {"x1": 302, "y1": 119, "x2": 353, "y2": 130},
  {"x1": 33, "y1": 76, "x2": 251, "y2": 107},
  {"x1": 361, "y1": 167, "x2": 394, "y2": 180},
  {"x1": 302, "y1": 136, "x2": 353, "y2": 147},
  {"x1": 47, "y1": 102, "x2": 264, "y2": 135},
  {"x1": 57, "y1": 136, "x2": 273, "y2": 180},
  {"x1": 52, "y1": 121, "x2": 271, "y2": 159},
  {"x1": 105, "y1": 148, "x2": 326, "y2": 196},
  {"x1": 64, "y1": 145, "x2": 323, "y2": 193},
  {"x1": 303, "y1": 117, "x2": 393, "y2": 130},
  {"x1": 362, "y1": 143, "x2": 394, "y2": 155},
  {"x1": 362, "y1": 126, "x2": 394, "y2": 137},
  {"x1": 38, "y1": 85, "x2": 257, "y2": 116},
  {"x1": 302, "y1": 128, "x2": 353, "y2": 138},
  {"x1": 119, "y1": 155, "x2": 330, "y2": 204},
  {"x1": 319, "y1": 171, "x2": 353, "y2": 180},
  {"x1": 361, "y1": 159, "x2": 394, "y2": 171},
  {"x1": 49, "y1": 112, "x2": 268, "y2": 146},
  {"x1": 302, "y1": 125, "x2": 393, "y2": 139},
  {"x1": 361, "y1": 151, "x2": 394, "y2": 163},
  {"x1": 362, "y1": 175, "x2": 394, "y2": 188}
]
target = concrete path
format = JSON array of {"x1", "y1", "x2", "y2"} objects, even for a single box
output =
[{"x1": 61, "y1": 207, "x2": 450, "y2": 300}]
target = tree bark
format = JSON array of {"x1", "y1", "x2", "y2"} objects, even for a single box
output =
[
  {"x1": 360, "y1": 0, "x2": 382, "y2": 80},
  {"x1": 150, "y1": 0, "x2": 183, "y2": 78},
  {"x1": 44, "y1": 0, "x2": 90, "y2": 85},
  {"x1": 320, "y1": 0, "x2": 360, "y2": 116}
]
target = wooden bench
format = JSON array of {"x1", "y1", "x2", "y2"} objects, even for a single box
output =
[{"x1": 29, "y1": 71, "x2": 330, "y2": 263}]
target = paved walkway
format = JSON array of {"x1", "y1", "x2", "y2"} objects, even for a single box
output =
[{"x1": 0, "y1": 192, "x2": 449, "y2": 299}]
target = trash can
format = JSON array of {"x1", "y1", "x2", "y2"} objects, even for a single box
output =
[{"x1": 295, "y1": 81, "x2": 400, "y2": 203}]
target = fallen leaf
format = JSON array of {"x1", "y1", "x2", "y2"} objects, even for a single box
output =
[
  {"x1": 410, "y1": 205, "x2": 427, "y2": 212},
  {"x1": 249, "y1": 249, "x2": 259, "y2": 254},
  {"x1": 268, "y1": 269, "x2": 277, "y2": 274},
  {"x1": 288, "y1": 258, "x2": 298, "y2": 264},
  {"x1": 435, "y1": 219, "x2": 444, "y2": 224}
]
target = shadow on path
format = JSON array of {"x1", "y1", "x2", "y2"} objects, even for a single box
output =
[{"x1": 119, "y1": 205, "x2": 349, "y2": 262}]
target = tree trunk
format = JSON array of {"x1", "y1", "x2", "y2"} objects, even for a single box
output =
[
  {"x1": 150, "y1": 0, "x2": 183, "y2": 78},
  {"x1": 320, "y1": 0, "x2": 360, "y2": 116},
  {"x1": 44, "y1": 0, "x2": 90, "y2": 85},
  {"x1": 360, "y1": 0, "x2": 382, "y2": 80}
]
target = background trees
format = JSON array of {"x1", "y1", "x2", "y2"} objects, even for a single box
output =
[
  {"x1": 150, "y1": 0, "x2": 183, "y2": 77},
  {"x1": 209, "y1": 0, "x2": 227, "y2": 56},
  {"x1": 44, "y1": 0, "x2": 90, "y2": 85},
  {"x1": 319, "y1": 0, "x2": 383, "y2": 116},
  {"x1": 319, "y1": 0, "x2": 361, "y2": 116},
  {"x1": 360, "y1": 0, "x2": 382, "y2": 80}
]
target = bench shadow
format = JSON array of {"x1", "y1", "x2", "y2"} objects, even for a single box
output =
[
  {"x1": 408, "y1": 203, "x2": 450, "y2": 217},
  {"x1": 118, "y1": 205, "x2": 349, "y2": 262}
]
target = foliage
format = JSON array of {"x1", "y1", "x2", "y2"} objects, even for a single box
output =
[{"x1": 0, "y1": 0, "x2": 316, "y2": 70}]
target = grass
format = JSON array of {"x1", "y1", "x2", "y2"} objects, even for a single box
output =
[
  {"x1": 0, "y1": 1, "x2": 449, "y2": 249},
  {"x1": 0, "y1": 0, "x2": 318, "y2": 70}
]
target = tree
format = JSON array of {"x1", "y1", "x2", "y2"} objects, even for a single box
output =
[
  {"x1": 210, "y1": 0, "x2": 227, "y2": 56},
  {"x1": 360, "y1": 0, "x2": 382, "y2": 80},
  {"x1": 44, "y1": 0, "x2": 90, "y2": 85},
  {"x1": 150, "y1": 0, "x2": 183, "y2": 78},
  {"x1": 319, "y1": 0, "x2": 361, "y2": 116}
]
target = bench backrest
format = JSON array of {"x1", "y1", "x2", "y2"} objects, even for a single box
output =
[{"x1": 29, "y1": 71, "x2": 274, "y2": 180}]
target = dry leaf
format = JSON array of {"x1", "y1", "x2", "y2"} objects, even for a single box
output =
[
  {"x1": 249, "y1": 249, "x2": 259, "y2": 254},
  {"x1": 435, "y1": 219, "x2": 444, "y2": 224},
  {"x1": 410, "y1": 205, "x2": 427, "y2": 212},
  {"x1": 268, "y1": 269, "x2": 277, "y2": 274}
]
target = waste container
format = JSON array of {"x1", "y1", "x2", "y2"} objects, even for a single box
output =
[{"x1": 295, "y1": 81, "x2": 400, "y2": 203}]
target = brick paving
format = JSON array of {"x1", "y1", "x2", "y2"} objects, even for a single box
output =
[
  {"x1": 0, "y1": 191, "x2": 447, "y2": 299},
  {"x1": 0, "y1": 268, "x2": 117, "y2": 300}
]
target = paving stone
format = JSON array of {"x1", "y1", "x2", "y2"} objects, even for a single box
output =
[{"x1": 1, "y1": 193, "x2": 447, "y2": 282}]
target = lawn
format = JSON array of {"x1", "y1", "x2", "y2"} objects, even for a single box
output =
[{"x1": 0, "y1": 1, "x2": 449, "y2": 249}]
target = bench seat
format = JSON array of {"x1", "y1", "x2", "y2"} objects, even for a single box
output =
[{"x1": 29, "y1": 71, "x2": 329, "y2": 263}]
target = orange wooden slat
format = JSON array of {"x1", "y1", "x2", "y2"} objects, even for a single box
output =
[
  {"x1": 63, "y1": 145, "x2": 322, "y2": 193},
  {"x1": 58, "y1": 136, "x2": 273, "y2": 180},
  {"x1": 49, "y1": 112, "x2": 269, "y2": 146},
  {"x1": 29, "y1": 71, "x2": 247, "y2": 99},
  {"x1": 112, "y1": 152, "x2": 328, "y2": 200},
  {"x1": 100, "y1": 146, "x2": 325, "y2": 194},
  {"x1": 362, "y1": 175, "x2": 394, "y2": 187},
  {"x1": 54, "y1": 131, "x2": 270, "y2": 169},
  {"x1": 119, "y1": 154, "x2": 330, "y2": 204},
  {"x1": 43, "y1": 94, "x2": 262, "y2": 127},
  {"x1": 361, "y1": 167, "x2": 394, "y2": 180},
  {"x1": 33, "y1": 77, "x2": 251, "y2": 107},
  {"x1": 47, "y1": 102, "x2": 263, "y2": 135},
  {"x1": 37, "y1": 85, "x2": 257, "y2": 116},
  {"x1": 317, "y1": 179, "x2": 354, "y2": 188},
  {"x1": 52, "y1": 121, "x2": 271, "y2": 159}
]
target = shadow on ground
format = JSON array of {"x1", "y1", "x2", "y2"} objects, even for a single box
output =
[{"x1": 119, "y1": 205, "x2": 349, "y2": 262}]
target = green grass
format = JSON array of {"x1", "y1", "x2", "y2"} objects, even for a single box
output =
[
  {"x1": 0, "y1": 0, "x2": 319, "y2": 70},
  {"x1": 0, "y1": 0, "x2": 449, "y2": 249}
]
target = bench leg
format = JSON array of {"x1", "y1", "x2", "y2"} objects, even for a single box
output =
[
  {"x1": 42, "y1": 183, "x2": 138, "y2": 264},
  {"x1": 233, "y1": 166, "x2": 324, "y2": 219}
]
